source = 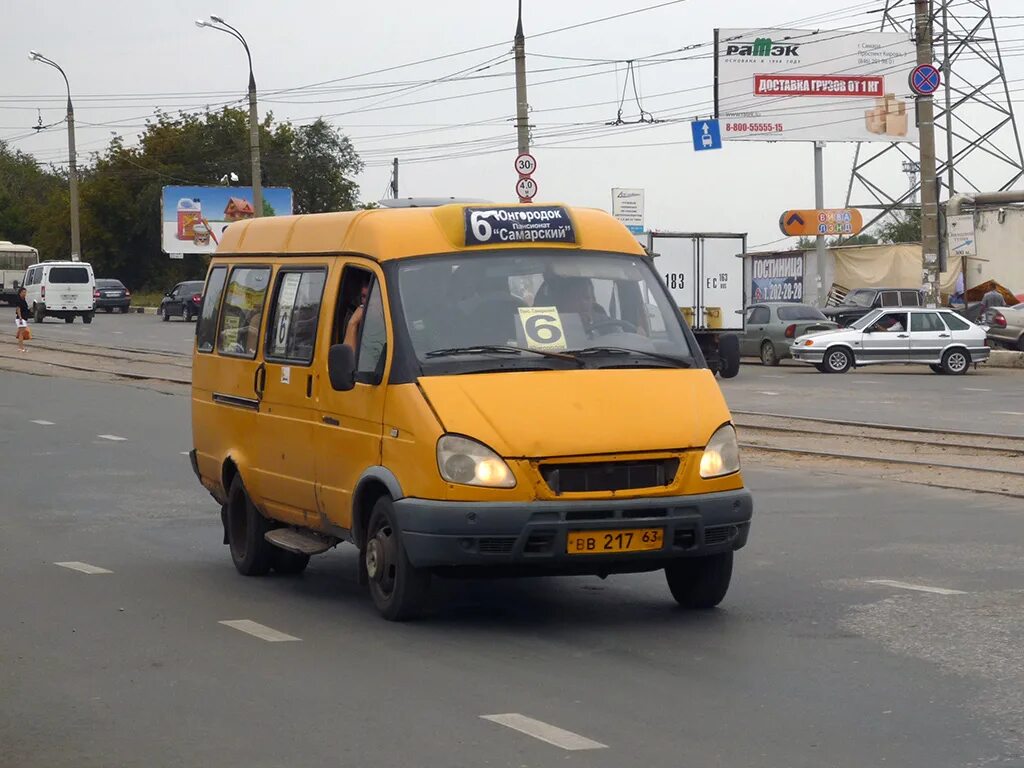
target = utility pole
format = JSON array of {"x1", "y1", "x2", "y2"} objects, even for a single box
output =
[
  {"x1": 813, "y1": 141, "x2": 827, "y2": 306},
  {"x1": 390, "y1": 158, "x2": 399, "y2": 198},
  {"x1": 514, "y1": 0, "x2": 530, "y2": 156},
  {"x1": 916, "y1": 0, "x2": 941, "y2": 307}
]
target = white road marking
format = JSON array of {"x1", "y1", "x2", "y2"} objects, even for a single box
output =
[
  {"x1": 866, "y1": 579, "x2": 966, "y2": 596},
  {"x1": 31, "y1": 419, "x2": 55, "y2": 426},
  {"x1": 55, "y1": 561, "x2": 113, "y2": 575},
  {"x1": 219, "y1": 620, "x2": 301, "y2": 642},
  {"x1": 994, "y1": 411, "x2": 1024, "y2": 416},
  {"x1": 180, "y1": 451, "x2": 190, "y2": 456},
  {"x1": 480, "y1": 714, "x2": 607, "y2": 751},
  {"x1": 762, "y1": 375, "x2": 785, "y2": 379},
  {"x1": 757, "y1": 391, "x2": 781, "y2": 396},
  {"x1": 97, "y1": 434, "x2": 127, "y2": 441},
  {"x1": 964, "y1": 387, "x2": 991, "y2": 392}
]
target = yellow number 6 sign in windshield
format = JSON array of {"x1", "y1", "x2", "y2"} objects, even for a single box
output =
[{"x1": 517, "y1": 306, "x2": 567, "y2": 351}]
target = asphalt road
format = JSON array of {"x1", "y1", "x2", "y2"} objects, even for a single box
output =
[
  {"x1": 21, "y1": 310, "x2": 195, "y2": 356},
  {"x1": 2, "y1": 370, "x2": 1022, "y2": 767}
]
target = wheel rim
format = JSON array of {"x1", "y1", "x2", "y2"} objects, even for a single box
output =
[
  {"x1": 947, "y1": 352, "x2": 967, "y2": 372},
  {"x1": 367, "y1": 526, "x2": 397, "y2": 598},
  {"x1": 828, "y1": 350, "x2": 847, "y2": 370},
  {"x1": 761, "y1": 343, "x2": 775, "y2": 365}
]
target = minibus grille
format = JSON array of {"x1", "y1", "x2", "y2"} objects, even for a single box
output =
[
  {"x1": 704, "y1": 525, "x2": 738, "y2": 545},
  {"x1": 540, "y1": 458, "x2": 680, "y2": 495}
]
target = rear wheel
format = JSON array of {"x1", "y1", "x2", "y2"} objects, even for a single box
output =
[
  {"x1": 929, "y1": 364, "x2": 946, "y2": 374},
  {"x1": 814, "y1": 362, "x2": 829, "y2": 373},
  {"x1": 365, "y1": 497, "x2": 430, "y2": 621},
  {"x1": 161, "y1": 306, "x2": 170, "y2": 322},
  {"x1": 665, "y1": 552, "x2": 733, "y2": 609},
  {"x1": 941, "y1": 348, "x2": 970, "y2": 375},
  {"x1": 64, "y1": 316, "x2": 74, "y2": 324},
  {"x1": 33, "y1": 304, "x2": 45, "y2": 323},
  {"x1": 181, "y1": 304, "x2": 190, "y2": 322},
  {"x1": 225, "y1": 474, "x2": 274, "y2": 576},
  {"x1": 718, "y1": 334, "x2": 741, "y2": 379},
  {"x1": 824, "y1": 346, "x2": 852, "y2": 373},
  {"x1": 1016, "y1": 335, "x2": 1024, "y2": 352},
  {"x1": 759, "y1": 340, "x2": 779, "y2": 367},
  {"x1": 82, "y1": 312, "x2": 93, "y2": 324}
]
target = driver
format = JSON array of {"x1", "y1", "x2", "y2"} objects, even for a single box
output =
[{"x1": 553, "y1": 276, "x2": 607, "y2": 333}]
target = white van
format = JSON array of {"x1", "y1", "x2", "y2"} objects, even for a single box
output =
[{"x1": 23, "y1": 260, "x2": 96, "y2": 323}]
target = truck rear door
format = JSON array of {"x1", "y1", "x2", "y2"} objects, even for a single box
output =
[{"x1": 47, "y1": 265, "x2": 93, "y2": 312}]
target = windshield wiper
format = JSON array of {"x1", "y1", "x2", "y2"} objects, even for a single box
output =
[
  {"x1": 425, "y1": 345, "x2": 583, "y2": 364},
  {"x1": 566, "y1": 346, "x2": 693, "y2": 368}
]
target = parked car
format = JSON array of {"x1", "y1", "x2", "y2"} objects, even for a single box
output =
[
  {"x1": 22, "y1": 260, "x2": 95, "y2": 324},
  {"x1": 822, "y1": 287, "x2": 923, "y2": 327},
  {"x1": 94, "y1": 278, "x2": 131, "y2": 313},
  {"x1": 985, "y1": 303, "x2": 1024, "y2": 351},
  {"x1": 741, "y1": 303, "x2": 838, "y2": 365},
  {"x1": 159, "y1": 280, "x2": 204, "y2": 322},
  {"x1": 791, "y1": 306, "x2": 990, "y2": 374}
]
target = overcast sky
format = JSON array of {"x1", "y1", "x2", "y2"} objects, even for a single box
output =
[{"x1": 4, "y1": 0, "x2": 1023, "y2": 249}]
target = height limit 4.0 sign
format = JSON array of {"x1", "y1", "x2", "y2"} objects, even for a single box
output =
[{"x1": 516, "y1": 176, "x2": 538, "y2": 201}]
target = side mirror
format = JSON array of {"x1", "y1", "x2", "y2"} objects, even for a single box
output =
[
  {"x1": 164, "y1": 291, "x2": 171, "y2": 297},
  {"x1": 327, "y1": 343, "x2": 356, "y2": 391}
]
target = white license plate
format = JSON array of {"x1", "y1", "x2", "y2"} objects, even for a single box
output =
[
  {"x1": 62, "y1": 293, "x2": 76, "y2": 300},
  {"x1": 104, "y1": 292, "x2": 118, "y2": 297}
]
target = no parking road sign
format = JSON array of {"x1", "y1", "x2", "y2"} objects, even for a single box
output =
[{"x1": 910, "y1": 64, "x2": 941, "y2": 96}]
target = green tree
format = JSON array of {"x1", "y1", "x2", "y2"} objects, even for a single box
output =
[
  {"x1": 878, "y1": 209, "x2": 921, "y2": 243},
  {"x1": 0, "y1": 142, "x2": 65, "y2": 254},
  {"x1": 289, "y1": 119, "x2": 363, "y2": 213}
]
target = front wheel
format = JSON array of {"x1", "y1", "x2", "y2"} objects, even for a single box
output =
[
  {"x1": 824, "y1": 346, "x2": 852, "y2": 373},
  {"x1": 941, "y1": 348, "x2": 970, "y2": 375},
  {"x1": 665, "y1": 551, "x2": 733, "y2": 609},
  {"x1": 929, "y1": 364, "x2": 946, "y2": 375},
  {"x1": 225, "y1": 475, "x2": 275, "y2": 576},
  {"x1": 365, "y1": 497, "x2": 430, "y2": 621},
  {"x1": 161, "y1": 307, "x2": 170, "y2": 322}
]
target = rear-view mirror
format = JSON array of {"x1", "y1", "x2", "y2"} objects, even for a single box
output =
[{"x1": 328, "y1": 344, "x2": 356, "y2": 391}]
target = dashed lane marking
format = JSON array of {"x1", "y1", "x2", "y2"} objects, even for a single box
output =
[
  {"x1": 97, "y1": 434, "x2": 127, "y2": 441},
  {"x1": 964, "y1": 387, "x2": 991, "y2": 392},
  {"x1": 219, "y1": 620, "x2": 301, "y2": 642},
  {"x1": 757, "y1": 391, "x2": 781, "y2": 396},
  {"x1": 55, "y1": 561, "x2": 113, "y2": 575},
  {"x1": 994, "y1": 411, "x2": 1024, "y2": 416},
  {"x1": 31, "y1": 420, "x2": 55, "y2": 426},
  {"x1": 866, "y1": 579, "x2": 966, "y2": 596},
  {"x1": 480, "y1": 714, "x2": 608, "y2": 751}
]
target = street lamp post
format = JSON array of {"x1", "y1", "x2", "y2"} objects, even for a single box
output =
[
  {"x1": 196, "y1": 15, "x2": 263, "y2": 217},
  {"x1": 29, "y1": 50, "x2": 81, "y2": 259}
]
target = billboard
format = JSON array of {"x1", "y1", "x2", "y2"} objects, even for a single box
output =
[
  {"x1": 750, "y1": 254, "x2": 804, "y2": 303},
  {"x1": 611, "y1": 188, "x2": 645, "y2": 234},
  {"x1": 715, "y1": 29, "x2": 919, "y2": 143},
  {"x1": 161, "y1": 186, "x2": 293, "y2": 255}
]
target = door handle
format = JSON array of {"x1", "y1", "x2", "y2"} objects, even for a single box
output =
[
  {"x1": 253, "y1": 362, "x2": 266, "y2": 400},
  {"x1": 939, "y1": 333, "x2": 950, "y2": 338},
  {"x1": 897, "y1": 334, "x2": 909, "y2": 338},
  {"x1": 322, "y1": 416, "x2": 340, "y2": 426}
]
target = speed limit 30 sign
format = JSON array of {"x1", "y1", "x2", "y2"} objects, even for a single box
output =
[{"x1": 515, "y1": 153, "x2": 537, "y2": 176}]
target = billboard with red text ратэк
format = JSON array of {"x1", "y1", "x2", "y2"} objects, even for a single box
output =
[{"x1": 715, "y1": 28, "x2": 919, "y2": 143}]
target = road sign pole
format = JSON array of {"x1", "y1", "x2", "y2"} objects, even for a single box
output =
[
  {"x1": 916, "y1": 0, "x2": 941, "y2": 308},
  {"x1": 814, "y1": 141, "x2": 828, "y2": 306}
]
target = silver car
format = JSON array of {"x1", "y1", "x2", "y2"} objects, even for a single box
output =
[
  {"x1": 790, "y1": 307, "x2": 991, "y2": 374},
  {"x1": 985, "y1": 303, "x2": 1024, "y2": 351},
  {"x1": 741, "y1": 303, "x2": 838, "y2": 365}
]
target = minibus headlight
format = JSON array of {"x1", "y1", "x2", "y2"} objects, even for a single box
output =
[
  {"x1": 437, "y1": 435, "x2": 516, "y2": 488},
  {"x1": 700, "y1": 424, "x2": 740, "y2": 479}
]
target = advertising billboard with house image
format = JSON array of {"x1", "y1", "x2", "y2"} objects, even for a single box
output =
[{"x1": 161, "y1": 185, "x2": 293, "y2": 255}]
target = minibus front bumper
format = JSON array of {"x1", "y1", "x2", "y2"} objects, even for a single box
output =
[{"x1": 392, "y1": 489, "x2": 752, "y2": 572}]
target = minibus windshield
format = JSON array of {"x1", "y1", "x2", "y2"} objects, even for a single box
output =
[{"x1": 395, "y1": 250, "x2": 696, "y2": 373}]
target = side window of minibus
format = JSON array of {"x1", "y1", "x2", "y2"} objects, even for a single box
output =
[{"x1": 333, "y1": 266, "x2": 387, "y2": 385}]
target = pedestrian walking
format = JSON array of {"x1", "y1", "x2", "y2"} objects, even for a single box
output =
[{"x1": 14, "y1": 286, "x2": 31, "y2": 352}]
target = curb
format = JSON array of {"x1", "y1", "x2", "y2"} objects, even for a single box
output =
[
  {"x1": 988, "y1": 350, "x2": 1024, "y2": 369},
  {"x1": 128, "y1": 306, "x2": 159, "y2": 315}
]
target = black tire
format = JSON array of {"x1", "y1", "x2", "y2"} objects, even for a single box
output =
[
  {"x1": 225, "y1": 474, "x2": 274, "y2": 576},
  {"x1": 104, "y1": 307, "x2": 112, "y2": 313},
  {"x1": 665, "y1": 551, "x2": 733, "y2": 609},
  {"x1": 1016, "y1": 335, "x2": 1024, "y2": 353},
  {"x1": 814, "y1": 362, "x2": 829, "y2": 373},
  {"x1": 64, "y1": 316, "x2": 74, "y2": 324},
  {"x1": 365, "y1": 497, "x2": 430, "y2": 621},
  {"x1": 941, "y1": 347, "x2": 970, "y2": 375},
  {"x1": 82, "y1": 313, "x2": 93, "y2": 324},
  {"x1": 929, "y1": 364, "x2": 946, "y2": 374},
  {"x1": 718, "y1": 333, "x2": 741, "y2": 379},
  {"x1": 824, "y1": 346, "x2": 852, "y2": 373},
  {"x1": 161, "y1": 306, "x2": 170, "y2": 322},
  {"x1": 181, "y1": 305, "x2": 189, "y2": 322},
  {"x1": 272, "y1": 548, "x2": 310, "y2": 575},
  {"x1": 33, "y1": 304, "x2": 45, "y2": 323},
  {"x1": 759, "y1": 340, "x2": 780, "y2": 367}
]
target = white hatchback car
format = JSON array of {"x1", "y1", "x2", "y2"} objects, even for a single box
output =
[{"x1": 791, "y1": 307, "x2": 990, "y2": 374}]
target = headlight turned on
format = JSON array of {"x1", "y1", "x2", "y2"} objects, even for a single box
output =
[
  {"x1": 699, "y1": 424, "x2": 741, "y2": 479},
  {"x1": 436, "y1": 435, "x2": 516, "y2": 488}
]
